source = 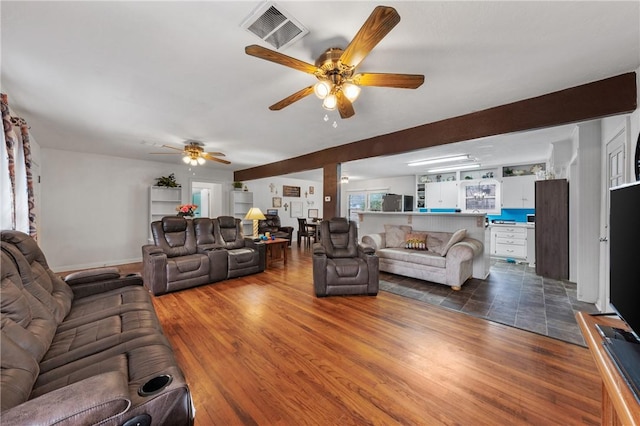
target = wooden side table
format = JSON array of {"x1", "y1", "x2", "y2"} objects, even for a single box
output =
[
  {"x1": 576, "y1": 311, "x2": 640, "y2": 425},
  {"x1": 263, "y1": 238, "x2": 288, "y2": 269}
]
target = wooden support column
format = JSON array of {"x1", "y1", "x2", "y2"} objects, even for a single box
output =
[{"x1": 323, "y1": 163, "x2": 340, "y2": 219}]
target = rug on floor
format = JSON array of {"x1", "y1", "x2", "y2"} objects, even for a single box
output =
[{"x1": 379, "y1": 261, "x2": 599, "y2": 346}]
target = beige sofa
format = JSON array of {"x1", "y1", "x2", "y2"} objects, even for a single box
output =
[{"x1": 361, "y1": 225, "x2": 483, "y2": 290}]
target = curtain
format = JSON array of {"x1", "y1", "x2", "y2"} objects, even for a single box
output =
[{"x1": 1, "y1": 94, "x2": 37, "y2": 238}]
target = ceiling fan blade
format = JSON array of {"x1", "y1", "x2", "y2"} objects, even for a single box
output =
[
  {"x1": 205, "y1": 152, "x2": 225, "y2": 157},
  {"x1": 245, "y1": 45, "x2": 319, "y2": 75},
  {"x1": 353, "y1": 73, "x2": 425, "y2": 89},
  {"x1": 149, "y1": 152, "x2": 181, "y2": 155},
  {"x1": 161, "y1": 144, "x2": 185, "y2": 152},
  {"x1": 202, "y1": 153, "x2": 231, "y2": 165},
  {"x1": 269, "y1": 86, "x2": 314, "y2": 111},
  {"x1": 339, "y1": 6, "x2": 401, "y2": 69},
  {"x1": 336, "y1": 91, "x2": 355, "y2": 119}
]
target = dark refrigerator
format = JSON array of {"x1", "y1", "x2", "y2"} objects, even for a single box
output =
[{"x1": 535, "y1": 179, "x2": 569, "y2": 279}]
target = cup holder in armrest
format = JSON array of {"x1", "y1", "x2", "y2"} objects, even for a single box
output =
[{"x1": 138, "y1": 374, "x2": 173, "y2": 397}]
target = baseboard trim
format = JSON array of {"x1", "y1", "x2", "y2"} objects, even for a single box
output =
[{"x1": 52, "y1": 257, "x2": 142, "y2": 273}]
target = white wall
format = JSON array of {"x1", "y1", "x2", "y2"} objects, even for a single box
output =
[
  {"x1": 41, "y1": 148, "x2": 233, "y2": 271},
  {"x1": 244, "y1": 176, "x2": 323, "y2": 231},
  {"x1": 572, "y1": 121, "x2": 602, "y2": 303}
]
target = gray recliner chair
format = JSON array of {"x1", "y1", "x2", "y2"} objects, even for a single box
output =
[
  {"x1": 312, "y1": 217, "x2": 379, "y2": 297},
  {"x1": 143, "y1": 216, "x2": 227, "y2": 295},
  {"x1": 214, "y1": 216, "x2": 265, "y2": 278}
]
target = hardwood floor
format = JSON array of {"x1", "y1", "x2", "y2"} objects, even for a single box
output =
[{"x1": 110, "y1": 247, "x2": 601, "y2": 425}]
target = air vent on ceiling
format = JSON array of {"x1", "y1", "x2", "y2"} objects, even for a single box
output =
[{"x1": 241, "y1": 2, "x2": 308, "y2": 50}]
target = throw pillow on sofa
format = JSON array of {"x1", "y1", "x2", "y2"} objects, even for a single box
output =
[
  {"x1": 384, "y1": 224, "x2": 412, "y2": 248},
  {"x1": 405, "y1": 232, "x2": 428, "y2": 250},
  {"x1": 434, "y1": 228, "x2": 467, "y2": 256}
]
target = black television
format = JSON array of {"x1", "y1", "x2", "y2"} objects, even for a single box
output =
[
  {"x1": 609, "y1": 180, "x2": 640, "y2": 337},
  {"x1": 605, "y1": 180, "x2": 640, "y2": 401}
]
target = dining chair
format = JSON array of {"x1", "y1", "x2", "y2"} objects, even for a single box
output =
[{"x1": 297, "y1": 218, "x2": 316, "y2": 248}]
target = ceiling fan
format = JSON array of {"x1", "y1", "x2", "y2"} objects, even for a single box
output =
[
  {"x1": 245, "y1": 5, "x2": 424, "y2": 119},
  {"x1": 150, "y1": 141, "x2": 230, "y2": 166}
]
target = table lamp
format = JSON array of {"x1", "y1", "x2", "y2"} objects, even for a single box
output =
[{"x1": 244, "y1": 207, "x2": 266, "y2": 238}]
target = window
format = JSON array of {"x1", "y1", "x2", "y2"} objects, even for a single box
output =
[
  {"x1": 460, "y1": 181, "x2": 501, "y2": 213},
  {"x1": 368, "y1": 193, "x2": 385, "y2": 211},
  {"x1": 348, "y1": 193, "x2": 365, "y2": 223}
]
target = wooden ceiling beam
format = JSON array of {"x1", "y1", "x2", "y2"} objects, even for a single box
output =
[{"x1": 234, "y1": 72, "x2": 637, "y2": 182}]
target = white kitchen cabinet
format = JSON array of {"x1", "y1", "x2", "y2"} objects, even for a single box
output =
[
  {"x1": 490, "y1": 225, "x2": 528, "y2": 261},
  {"x1": 501, "y1": 175, "x2": 536, "y2": 208},
  {"x1": 426, "y1": 181, "x2": 458, "y2": 209}
]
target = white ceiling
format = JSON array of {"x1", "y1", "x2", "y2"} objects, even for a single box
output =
[{"x1": 2, "y1": 1, "x2": 638, "y2": 182}]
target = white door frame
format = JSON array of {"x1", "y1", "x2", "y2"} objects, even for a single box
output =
[
  {"x1": 598, "y1": 120, "x2": 629, "y2": 311},
  {"x1": 189, "y1": 178, "x2": 224, "y2": 219}
]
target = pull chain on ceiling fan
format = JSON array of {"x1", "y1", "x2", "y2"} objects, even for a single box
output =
[
  {"x1": 150, "y1": 141, "x2": 230, "y2": 166},
  {"x1": 245, "y1": 5, "x2": 424, "y2": 119}
]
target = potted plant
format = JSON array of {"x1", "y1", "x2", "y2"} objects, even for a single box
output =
[
  {"x1": 155, "y1": 173, "x2": 181, "y2": 187},
  {"x1": 233, "y1": 181, "x2": 243, "y2": 191}
]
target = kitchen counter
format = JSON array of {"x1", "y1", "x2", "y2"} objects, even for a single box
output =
[{"x1": 490, "y1": 222, "x2": 535, "y2": 229}]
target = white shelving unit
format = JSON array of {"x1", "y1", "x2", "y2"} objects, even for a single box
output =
[
  {"x1": 230, "y1": 191, "x2": 253, "y2": 235},
  {"x1": 149, "y1": 186, "x2": 182, "y2": 236}
]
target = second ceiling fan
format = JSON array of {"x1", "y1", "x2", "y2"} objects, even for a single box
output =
[{"x1": 245, "y1": 5, "x2": 424, "y2": 119}]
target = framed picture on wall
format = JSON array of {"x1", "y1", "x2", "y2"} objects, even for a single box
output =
[
  {"x1": 282, "y1": 185, "x2": 301, "y2": 197},
  {"x1": 290, "y1": 201, "x2": 303, "y2": 217},
  {"x1": 272, "y1": 197, "x2": 282, "y2": 208},
  {"x1": 309, "y1": 186, "x2": 314, "y2": 194}
]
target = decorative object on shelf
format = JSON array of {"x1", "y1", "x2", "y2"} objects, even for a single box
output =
[
  {"x1": 272, "y1": 197, "x2": 282, "y2": 208},
  {"x1": 269, "y1": 183, "x2": 275, "y2": 193},
  {"x1": 233, "y1": 181, "x2": 243, "y2": 191},
  {"x1": 530, "y1": 164, "x2": 544, "y2": 174},
  {"x1": 503, "y1": 167, "x2": 514, "y2": 176},
  {"x1": 282, "y1": 185, "x2": 301, "y2": 197},
  {"x1": 176, "y1": 204, "x2": 197, "y2": 217},
  {"x1": 243, "y1": 185, "x2": 248, "y2": 192},
  {"x1": 244, "y1": 207, "x2": 266, "y2": 238},
  {"x1": 155, "y1": 173, "x2": 181, "y2": 188}
]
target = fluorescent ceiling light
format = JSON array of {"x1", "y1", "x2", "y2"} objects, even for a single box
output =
[
  {"x1": 427, "y1": 163, "x2": 481, "y2": 173},
  {"x1": 408, "y1": 154, "x2": 470, "y2": 167}
]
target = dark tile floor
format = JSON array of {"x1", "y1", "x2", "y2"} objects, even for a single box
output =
[{"x1": 379, "y1": 259, "x2": 599, "y2": 346}]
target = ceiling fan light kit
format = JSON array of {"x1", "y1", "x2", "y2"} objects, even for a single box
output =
[
  {"x1": 151, "y1": 141, "x2": 230, "y2": 166},
  {"x1": 245, "y1": 6, "x2": 424, "y2": 119}
]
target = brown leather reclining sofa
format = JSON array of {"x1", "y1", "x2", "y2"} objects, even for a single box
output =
[
  {"x1": 1, "y1": 230, "x2": 193, "y2": 425},
  {"x1": 142, "y1": 216, "x2": 266, "y2": 296}
]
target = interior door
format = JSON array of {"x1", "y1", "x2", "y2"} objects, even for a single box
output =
[{"x1": 601, "y1": 129, "x2": 626, "y2": 309}]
